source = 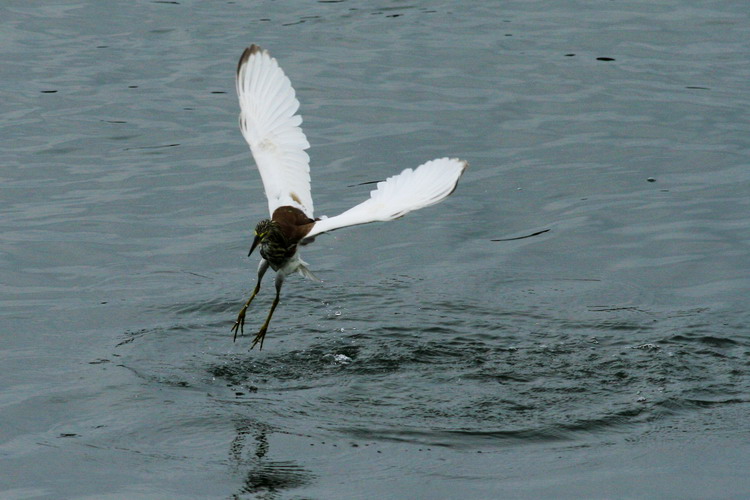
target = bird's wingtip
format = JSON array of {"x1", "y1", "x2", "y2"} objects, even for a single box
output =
[
  {"x1": 446, "y1": 157, "x2": 468, "y2": 171},
  {"x1": 435, "y1": 157, "x2": 469, "y2": 172},
  {"x1": 237, "y1": 44, "x2": 265, "y2": 74},
  {"x1": 443, "y1": 158, "x2": 468, "y2": 197}
]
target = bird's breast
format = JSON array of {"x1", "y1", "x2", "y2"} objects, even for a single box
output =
[{"x1": 260, "y1": 237, "x2": 300, "y2": 271}]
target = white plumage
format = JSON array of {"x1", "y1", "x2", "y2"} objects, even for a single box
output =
[
  {"x1": 236, "y1": 46, "x2": 313, "y2": 217},
  {"x1": 236, "y1": 45, "x2": 468, "y2": 239},
  {"x1": 305, "y1": 157, "x2": 467, "y2": 239}
]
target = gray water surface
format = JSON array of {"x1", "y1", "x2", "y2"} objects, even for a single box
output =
[{"x1": 2, "y1": 1, "x2": 749, "y2": 499}]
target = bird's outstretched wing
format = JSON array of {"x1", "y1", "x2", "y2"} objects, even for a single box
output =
[
  {"x1": 236, "y1": 45, "x2": 314, "y2": 217},
  {"x1": 305, "y1": 157, "x2": 467, "y2": 239}
]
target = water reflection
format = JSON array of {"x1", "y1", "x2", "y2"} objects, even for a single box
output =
[{"x1": 230, "y1": 419, "x2": 314, "y2": 499}]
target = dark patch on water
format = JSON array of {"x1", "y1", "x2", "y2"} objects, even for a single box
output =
[
  {"x1": 491, "y1": 228, "x2": 550, "y2": 241},
  {"x1": 130, "y1": 143, "x2": 179, "y2": 150}
]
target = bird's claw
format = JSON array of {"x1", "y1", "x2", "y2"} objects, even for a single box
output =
[
  {"x1": 250, "y1": 327, "x2": 267, "y2": 351},
  {"x1": 231, "y1": 306, "x2": 248, "y2": 342}
]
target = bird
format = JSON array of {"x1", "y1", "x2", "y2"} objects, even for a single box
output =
[{"x1": 231, "y1": 45, "x2": 468, "y2": 350}]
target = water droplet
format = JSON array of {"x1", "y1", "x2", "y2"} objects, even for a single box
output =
[{"x1": 326, "y1": 353, "x2": 352, "y2": 365}]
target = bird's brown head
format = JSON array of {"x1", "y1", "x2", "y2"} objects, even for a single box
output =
[{"x1": 249, "y1": 219, "x2": 278, "y2": 256}]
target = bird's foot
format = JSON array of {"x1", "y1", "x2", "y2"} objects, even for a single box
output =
[
  {"x1": 231, "y1": 306, "x2": 248, "y2": 342},
  {"x1": 250, "y1": 327, "x2": 267, "y2": 351}
]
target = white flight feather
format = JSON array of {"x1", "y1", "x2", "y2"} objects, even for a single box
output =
[
  {"x1": 236, "y1": 46, "x2": 313, "y2": 217},
  {"x1": 305, "y1": 157, "x2": 468, "y2": 239}
]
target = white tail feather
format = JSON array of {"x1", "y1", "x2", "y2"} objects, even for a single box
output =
[{"x1": 297, "y1": 258, "x2": 321, "y2": 282}]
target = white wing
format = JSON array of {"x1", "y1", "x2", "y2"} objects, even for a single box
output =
[
  {"x1": 236, "y1": 45, "x2": 314, "y2": 217},
  {"x1": 306, "y1": 157, "x2": 467, "y2": 239}
]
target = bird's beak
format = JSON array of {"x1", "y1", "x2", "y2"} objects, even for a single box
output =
[{"x1": 248, "y1": 234, "x2": 260, "y2": 256}]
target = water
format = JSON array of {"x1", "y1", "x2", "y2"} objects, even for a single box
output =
[{"x1": 2, "y1": 1, "x2": 749, "y2": 498}]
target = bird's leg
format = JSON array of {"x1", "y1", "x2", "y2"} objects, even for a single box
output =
[
  {"x1": 232, "y1": 260, "x2": 269, "y2": 342},
  {"x1": 231, "y1": 283, "x2": 260, "y2": 341},
  {"x1": 251, "y1": 273, "x2": 284, "y2": 350}
]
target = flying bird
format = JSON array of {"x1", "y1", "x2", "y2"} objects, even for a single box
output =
[{"x1": 231, "y1": 45, "x2": 468, "y2": 349}]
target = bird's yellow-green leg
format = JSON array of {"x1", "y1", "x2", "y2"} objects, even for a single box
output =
[
  {"x1": 232, "y1": 260, "x2": 269, "y2": 342},
  {"x1": 251, "y1": 289, "x2": 280, "y2": 350},
  {"x1": 232, "y1": 282, "x2": 261, "y2": 341},
  {"x1": 250, "y1": 272, "x2": 285, "y2": 350}
]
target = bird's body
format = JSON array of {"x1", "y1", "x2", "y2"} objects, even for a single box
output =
[
  {"x1": 231, "y1": 45, "x2": 467, "y2": 349},
  {"x1": 257, "y1": 207, "x2": 314, "y2": 271}
]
